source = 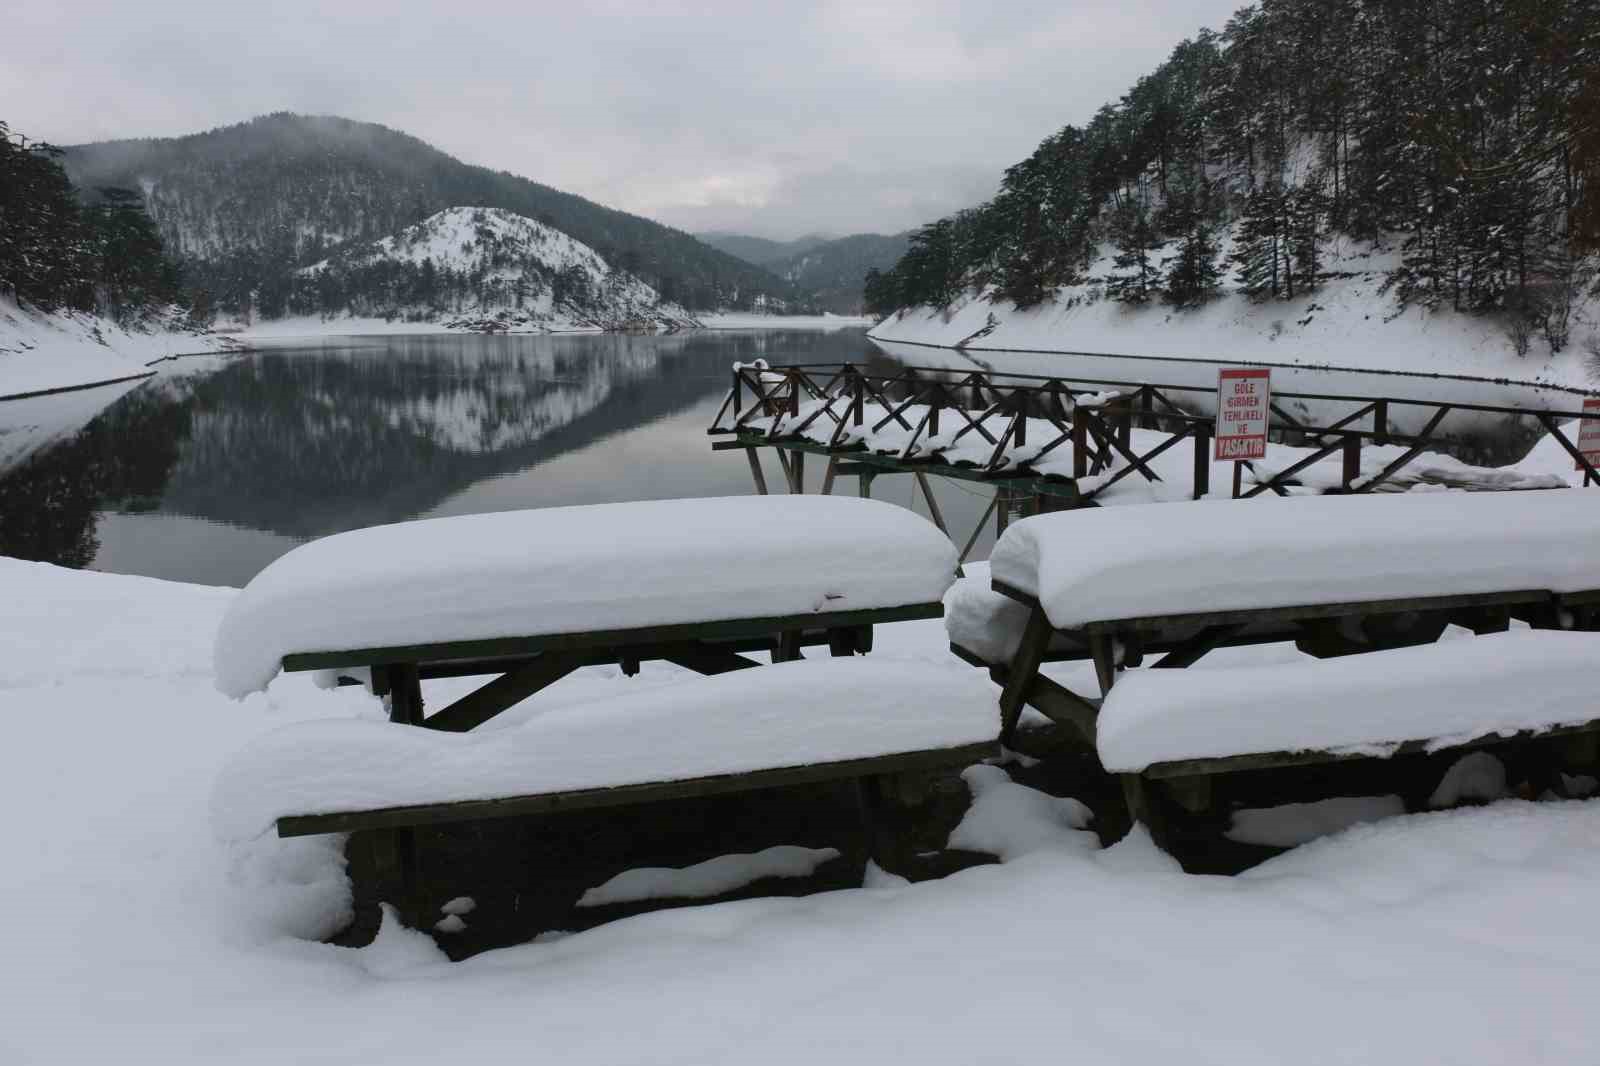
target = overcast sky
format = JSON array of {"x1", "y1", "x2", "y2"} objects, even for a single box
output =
[{"x1": 7, "y1": 0, "x2": 1246, "y2": 240}]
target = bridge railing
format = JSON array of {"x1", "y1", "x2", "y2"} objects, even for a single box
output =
[{"x1": 708, "y1": 362, "x2": 1600, "y2": 497}]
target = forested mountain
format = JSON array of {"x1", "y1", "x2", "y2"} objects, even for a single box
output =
[
  {"x1": 697, "y1": 232, "x2": 832, "y2": 268},
  {"x1": 289, "y1": 207, "x2": 696, "y2": 330},
  {"x1": 1, "y1": 120, "x2": 184, "y2": 322},
  {"x1": 61, "y1": 114, "x2": 799, "y2": 316},
  {"x1": 703, "y1": 230, "x2": 911, "y2": 312},
  {"x1": 770, "y1": 233, "x2": 911, "y2": 313},
  {"x1": 868, "y1": 0, "x2": 1600, "y2": 356}
]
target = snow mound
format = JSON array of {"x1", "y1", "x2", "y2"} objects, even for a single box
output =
[
  {"x1": 211, "y1": 657, "x2": 1000, "y2": 841},
  {"x1": 991, "y1": 489, "x2": 1600, "y2": 630},
  {"x1": 213, "y1": 495, "x2": 957, "y2": 698},
  {"x1": 1098, "y1": 630, "x2": 1600, "y2": 771},
  {"x1": 947, "y1": 764, "x2": 1095, "y2": 861},
  {"x1": 578, "y1": 846, "x2": 843, "y2": 908}
]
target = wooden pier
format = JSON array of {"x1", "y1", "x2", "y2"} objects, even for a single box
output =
[{"x1": 708, "y1": 362, "x2": 1600, "y2": 563}]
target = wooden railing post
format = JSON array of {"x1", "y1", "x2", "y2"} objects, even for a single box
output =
[{"x1": 1341, "y1": 434, "x2": 1362, "y2": 491}]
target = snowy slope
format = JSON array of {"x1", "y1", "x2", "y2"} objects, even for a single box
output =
[
  {"x1": 0, "y1": 295, "x2": 234, "y2": 400},
  {"x1": 294, "y1": 207, "x2": 701, "y2": 333},
  {"x1": 870, "y1": 237, "x2": 1599, "y2": 392}
]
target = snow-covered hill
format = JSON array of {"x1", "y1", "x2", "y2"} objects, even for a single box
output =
[
  {"x1": 289, "y1": 207, "x2": 700, "y2": 333},
  {"x1": 870, "y1": 236, "x2": 1600, "y2": 393}
]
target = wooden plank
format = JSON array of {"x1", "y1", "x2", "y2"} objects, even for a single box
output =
[
  {"x1": 660, "y1": 644, "x2": 763, "y2": 674},
  {"x1": 1150, "y1": 623, "x2": 1246, "y2": 669},
  {"x1": 1537, "y1": 413, "x2": 1600, "y2": 485},
  {"x1": 1354, "y1": 405, "x2": 1452, "y2": 493},
  {"x1": 1142, "y1": 719, "x2": 1600, "y2": 780},
  {"x1": 1079, "y1": 588, "x2": 1553, "y2": 637},
  {"x1": 1089, "y1": 632, "x2": 1118, "y2": 696},
  {"x1": 281, "y1": 602, "x2": 946, "y2": 672},
  {"x1": 998, "y1": 606, "x2": 1053, "y2": 742},
  {"x1": 277, "y1": 740, "x2": 1000, "y2": 838},
  {"x1": 745, "y1": 448, "x2": 769, "y2": 495},
  {"x1": 421, "y1": 656, "x2": 582, "y2": 733},
  {"x1": 914, "y1": 472, "x2": 951, "y2": 539},
  {"x1": 385, "y1": 664, "x2": 424, "y2": 725},
  {"x1": 1020, "y1": 673, "x2": 1099, "y2": 746}
]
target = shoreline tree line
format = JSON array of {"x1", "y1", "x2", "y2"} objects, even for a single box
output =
[{"x1": 0, "y1": 120, "x2": 196, "y2": 325}]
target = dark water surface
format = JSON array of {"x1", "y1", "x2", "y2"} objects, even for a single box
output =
[{"x1": 0, "y1": 329, "x2": 1003, "y2": 587}]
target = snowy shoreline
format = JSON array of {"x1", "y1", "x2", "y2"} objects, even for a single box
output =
[
  {"x1": 0, "y1": 296, "x2": 237, "y2": 402},
  {"x1": 0, "y1": 305, "x2": 867, "y2": 401}
]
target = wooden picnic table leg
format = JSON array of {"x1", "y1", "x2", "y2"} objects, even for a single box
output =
[
  {"x1": 1088, "y1": 632, "x2": 1118, "y2": 697},
  {"x1": 382, "y1": 663, "x2": 425, "y2": 726},
  {"x1": 856, "y1": 774, "x2": 914, "y2": 880},
  {"x1": 998, "y1": 607, "x2": 1053, "y2": 745},
  {"x1": 774, "y1": 630, "x2": 804, "y2": 662}
]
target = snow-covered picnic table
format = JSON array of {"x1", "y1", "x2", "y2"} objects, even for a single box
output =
[
  {"x1": 947, "y1": 489, "x2": 1600, "y2": 848},
  {"x1": 215, "y1": 495, "x2": 957, "y2": 730}
]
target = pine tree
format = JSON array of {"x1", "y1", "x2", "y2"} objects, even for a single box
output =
[
  {"x1": 1106, "y1": 197, "x2": 1161, "y2": 304},
  {"x1": 1231, "y1": 184, "x2": 1286, "y2": 300}
]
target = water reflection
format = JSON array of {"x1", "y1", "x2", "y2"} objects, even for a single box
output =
[{"x1": 0, "y1": 329, "x2": 874, "y2": 584}]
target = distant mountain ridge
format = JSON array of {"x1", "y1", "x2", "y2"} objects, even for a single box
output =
[
  {"x1": 291, "y1": 207, "x2": 698, "y2": 331},
  {"x1": 700, "y1": 230, "x2": 911, "y2": 313},
  {"x1": 697, "y1": 232, "x2": 834, "y2": 268},
  {"x1": 61, "y1": 113, "x2": 799, "y2": 318}
]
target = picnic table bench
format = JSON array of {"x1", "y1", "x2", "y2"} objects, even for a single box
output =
[
  {"x1": 215, "y1": 658, "x2": 1001, "y2": 942},
  {"x1": 213, "y1": 495, "x2": 1000, "y2": 946},
  {"x1": 949, "y1": 490, "x2": 1600, "y2": 852}
]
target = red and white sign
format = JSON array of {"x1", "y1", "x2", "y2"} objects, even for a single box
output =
[
  {"x1": 1214, "y1": 367, "x2": 1271, "y2": 462},
  {"x1": 1577, "y1": 396, "x2": 1600, "y2": 471}
]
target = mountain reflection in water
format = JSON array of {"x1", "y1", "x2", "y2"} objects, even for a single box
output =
[{"x1": 0, "y1": 329, "x2": 878, "y2": 585}]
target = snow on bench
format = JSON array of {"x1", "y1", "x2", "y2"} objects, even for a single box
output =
[
  {"x1": 213, "y1": 495, "x2": 957, "y2": 698},
  {"x1": 989, "y1": 490, "x2": 1600, "y2": 630},
  {"x1": 1097, "y1": 631, "x2": 1599, "y2": 775},
  {"x1": 943, "y1": 563, "x2": 1032, "y2": 666},
  {"x1": 211, "y1": 657, "x2": 1001, "y2": 841}
]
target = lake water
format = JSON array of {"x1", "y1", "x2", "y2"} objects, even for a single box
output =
[
  {"x1": 2, "y1": 327, "x2": 1581, "y2": 588},
  {"x1": 0, "y1": 329, "x2": 1008, "y2": 586}
]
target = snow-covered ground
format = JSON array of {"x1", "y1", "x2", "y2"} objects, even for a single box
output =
[
  {"x1": 0, "y1": 295, "x2": 235, "y2": 400},
  {"x1": 870, "y1": 239, "x2": 1599, "y2": 395},
  {"x1": 5, "y1": 553, "x2": 1600, "y2": 1064}
]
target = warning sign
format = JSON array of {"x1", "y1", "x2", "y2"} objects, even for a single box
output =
[
  {"x1": 1577, "y1": 396, "x2": 1600, "y2": 471},
  {"x1": 1215, "y1": 367, "x2": 1271, "y2": 462}
]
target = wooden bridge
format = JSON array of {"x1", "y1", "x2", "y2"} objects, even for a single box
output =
[{"x1": 708, "y1": 361, "x2": 1599, "y2": 564}]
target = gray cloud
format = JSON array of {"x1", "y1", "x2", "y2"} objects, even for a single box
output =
[{"x1": 6, "y1": 0, "x2": 1246, "y2": 239}]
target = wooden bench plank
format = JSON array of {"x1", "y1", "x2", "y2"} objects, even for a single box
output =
[
  {"x1": 1142, "y1": 719, "x2": 1600, "y2": 780},
  {"x1": 276, "y1": 741, "x2": 998, "y2": 838},
  {"x1": 281, "y1": 602, "x2": 943, "y2": 673}
]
